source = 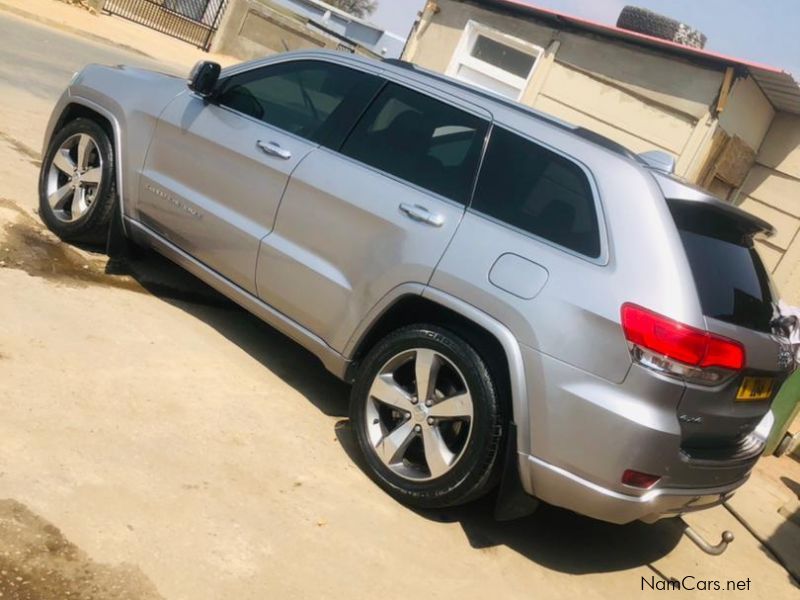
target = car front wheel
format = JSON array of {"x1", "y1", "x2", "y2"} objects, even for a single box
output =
[
  {"x1": 350, "y1": 325, "x2": 504, "y2": 509},
  {"x1": 38, "y1": 117, "x2": 116, "y2": 244}
]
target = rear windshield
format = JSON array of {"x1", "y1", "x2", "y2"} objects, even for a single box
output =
[{"x1": 669, "y1": 200, "x2": 776, "y2": 334}]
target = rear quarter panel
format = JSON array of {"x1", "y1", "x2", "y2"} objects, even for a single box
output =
[
  {"x1": 430, "y1": 117, "x2": 703, "y2": 384},
  {"x1": 430, "y1": 119, "x2": 703, "y2": 464}
]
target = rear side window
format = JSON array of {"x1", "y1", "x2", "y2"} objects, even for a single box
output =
[
  {"x1": 472, "y1": 127, "x2": 601, "y2": 258},
  {"x1": 669, "y1": 200, "x2": 776, "y2": 333},
  {"x1": 217, "y1": 60, "x2": 381, "y2": 147},
  {"x1": 341, "y1": 83, "x2": 488, "y2": 204}
]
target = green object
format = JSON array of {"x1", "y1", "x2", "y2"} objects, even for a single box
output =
[{"x1": 765, "y1": 369, "x2": 800, "y2": 455}]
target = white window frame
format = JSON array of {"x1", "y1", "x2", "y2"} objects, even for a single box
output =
[{"x1": 445, "y1": 20, "x2": 544, "y2": 101}]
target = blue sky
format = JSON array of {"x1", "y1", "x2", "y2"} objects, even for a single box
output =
[{"x1": 369, "y1": 0, "x2": 799, "y2": 79}]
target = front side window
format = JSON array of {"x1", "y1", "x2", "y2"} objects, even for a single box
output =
[
  {"x1": 341, "y1": 83, "x2": 488, "y2": 204},
  {"x1": 472, "y1": 127, "x2": 601, "y2": 258},
  {"x1": 447, "y1": 21, "x2": 542, "y2": 100},
  {"x1": 216, "y1": 60, "x2": 381, "y2": 146}
]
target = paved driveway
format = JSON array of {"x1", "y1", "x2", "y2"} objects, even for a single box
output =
[{"x1": 0, "y1": 10, "x2": 178, "y2": 166}]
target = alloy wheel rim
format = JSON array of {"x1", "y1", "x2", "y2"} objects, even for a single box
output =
[
  {"x1": 45, "y1": 133, "x2": 103, "y2": 223},
  {"x1": 365, "y1": 348, "x2": 474, "y2": 481}
]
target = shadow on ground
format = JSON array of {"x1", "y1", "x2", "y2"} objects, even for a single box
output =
[
  {"x1": 117, "y1": 249, "x2": 685, "y2": 575},
  {"x1": 0, "y1": 208, "x2": 351, "y2": 417},
  {"x1": 118, "y1": 248, "x2": 352, "y2": 418},
  {"x1": 333, "y1": 419, "x2": 685, "y2": 574},
  {"x1": 782, "y1": 475, "x2": 800, "y2": 500}
]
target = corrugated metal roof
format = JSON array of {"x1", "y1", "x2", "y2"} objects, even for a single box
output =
[
  {"x1": 751, "y1": 70, "x2": 800, "y2": 114},
  {"x1": 476, "y1": 0, "x2": 800, "y2": 115}
]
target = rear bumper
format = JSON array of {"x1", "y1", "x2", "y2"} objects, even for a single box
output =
[
  {"x1": 517, "y1": 344, "x2": 773, "y2": 524},
  {"x1": 521, "y1": 453, "x2": 746, "y2": 524}
]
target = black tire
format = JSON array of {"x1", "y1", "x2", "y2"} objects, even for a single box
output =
[
  {"x1": 38, "y1": 118, "x2": 117, "y2": 244},
  {"x1": 350, "y1": 324, "x2": 505, "y2": 509},
  {"x1": 617, "y1": 6, "x2": 706, "y2": 49}
]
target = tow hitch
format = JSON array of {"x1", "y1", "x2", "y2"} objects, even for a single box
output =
[{"x1": 682, "y1": 524, "x2": 735, "y2": 555}]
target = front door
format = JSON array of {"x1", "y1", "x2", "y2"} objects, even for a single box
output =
[
  {"x1": 256, "y1": 82, "x2": 491, "y2": 351},
  {"x1": 138, "y1": 58, "x2": 382, "y2": 294}
]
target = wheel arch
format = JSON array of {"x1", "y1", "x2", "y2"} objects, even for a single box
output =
[
  {"x1": 48, "y1": 99, "x2": 127, "y2": 232},
  {"x1": 345, "y1": 288, "x2": 531, "y2": 457},
  {"x1": 53, "y1": 102, "x2": 116, "y2": 143}
]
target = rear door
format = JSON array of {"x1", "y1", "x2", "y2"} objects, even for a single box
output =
[
  {"x1": 138, "y1": 59, "x2": 381, "y2": 294},
  {"x1": 255, "y1": 82, "x2": 491, "y2": 351},
  {"x1": 669, "y1": 199, "x2": 792, "y2": 454}
]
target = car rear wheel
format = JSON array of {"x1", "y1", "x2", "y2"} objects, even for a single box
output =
[
  {"x1": 39, "y1": 118, "x2": 116, "y2": 244},
  {"x1": 350, "y1": 325, "x2": 504, "y2": 509}
]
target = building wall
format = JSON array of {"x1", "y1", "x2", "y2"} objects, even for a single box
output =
[
  {"x1": 688, "y1": 76, "x2": 774, "y2": 204},
  {"x1": 212, "y1": 0, "x2": 380, "y2": 59},
  {"x1": 404, "y1": 0, "x2": 726, "y2": 171},
  {"x1": 532, "y1": 62, "x2": 697, "y2": 155},
  {"x1": 720, "y1": 76, "x2": 775, "y2": 151},
  {"x1": 270, "y1": 0, "x2": 405, "y2": 56},
  {"x1": 214, "y1": 0, "x2": 323, "y2": 58},
  {"x1": 739, "y1": 113, "x2": 800, "y2": 301}
]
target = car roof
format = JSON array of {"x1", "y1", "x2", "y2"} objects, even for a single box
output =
[{"x1": 380, "y1": 57, "x2": 641, "y2": 160}]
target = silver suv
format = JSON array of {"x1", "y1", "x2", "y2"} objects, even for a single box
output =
[{"x1": 38, "y1": 50, "x2": 792, "y2": 524}]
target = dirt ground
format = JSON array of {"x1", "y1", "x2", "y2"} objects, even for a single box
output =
[{"x1": 0, "y1": 4, "x2": 799, "y2": 599}]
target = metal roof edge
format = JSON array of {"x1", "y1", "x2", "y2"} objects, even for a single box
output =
[{"x1": 465, "y1": 0, "x2": 800, "y2": 114}]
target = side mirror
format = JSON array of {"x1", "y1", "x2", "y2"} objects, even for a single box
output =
[{"x1": 188, "y1": 61, "x2": 221, "y2": 98}]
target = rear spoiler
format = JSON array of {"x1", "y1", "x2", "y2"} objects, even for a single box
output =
[{"x1": 649, "y1": 171, "x2": 775, "y2": 238}]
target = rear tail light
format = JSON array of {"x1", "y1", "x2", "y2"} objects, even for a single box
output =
[
  {"x1": 622, "y1": 469, "x2": 661, "y2": 490},
  {"x1": 621, "y1": 303, "x2": 745, "y2": 385}
]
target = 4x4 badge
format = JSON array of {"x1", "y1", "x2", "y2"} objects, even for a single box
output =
[{"x1": 679, "y1": 414, "x2": 704, "y2": 424}]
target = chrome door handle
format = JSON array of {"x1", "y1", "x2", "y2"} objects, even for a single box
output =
[
  {"x1": 399, "y1": 203, "x2": 445, "y2": 227},
  {"x1": 257, "y1": 140, "x2": 292, "y2": 160}
]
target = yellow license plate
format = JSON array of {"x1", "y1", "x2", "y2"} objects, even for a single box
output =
[{"x1": 736, "y1": 377, "x2": 774, "y2": 401}]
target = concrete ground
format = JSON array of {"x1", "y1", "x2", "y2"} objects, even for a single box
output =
[{"x1": 0, "y1": 3, "x2": 799, "y2": 599}]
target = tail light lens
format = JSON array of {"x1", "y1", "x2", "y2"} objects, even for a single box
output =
[{"x1": 621, "y1": 303, "x2": 745, "y2": 384}]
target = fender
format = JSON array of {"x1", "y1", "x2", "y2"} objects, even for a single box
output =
[
  {"x1": 342, "y1": 282, "x2": 428, "y2": 359},
  {"x1": 344, "y1": 284, "x2": 532, "y2": 456},
  {"x1": 44, "y1": 65, "x2": 187, "y2": 238},
  {"x1": 344, "y1": 285, "x2": 537, "y2": 512},
  {"x1": 52, "y1": 95, "x2": 128, "y2": 234},
  {"x1": 422, "y1": 287, "x2": 532, "y2": 459},
  {"x1": 422, "y1": 287, "x2": 538, "y2": 514}
]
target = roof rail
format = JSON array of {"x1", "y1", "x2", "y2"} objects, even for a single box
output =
[
  {"x1": 380, "y1": 57, "x2": 641, "y2": 161},
  {"x1": 381, "y1": 58, "x2": 415, "y2": 69}
]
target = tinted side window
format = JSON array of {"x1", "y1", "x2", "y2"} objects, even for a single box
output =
[
  {"x1": 341, "y1": 84, "x2": 488, "y2": 204},
  {"x1": 217, "y1": 61, "x2": 381, "y2": 147},
  {"x1": 472, "y1": 127, "x2": 601, "y2": 258}
]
